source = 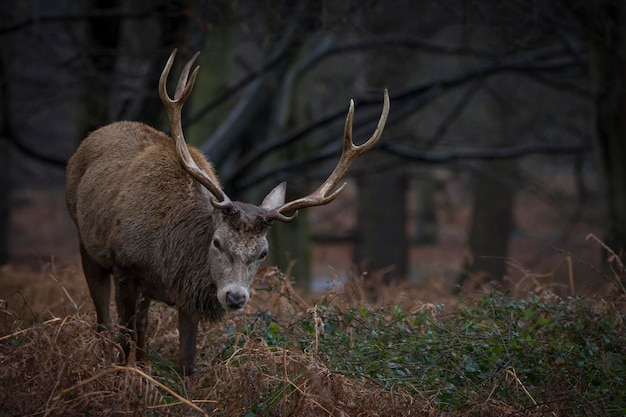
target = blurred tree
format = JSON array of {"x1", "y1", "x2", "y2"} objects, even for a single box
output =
[
  {"x1": 460, "y1": 16, "x2": 523, "y2": 285},
  {"x1": 3, "y1": 0, "x2": 84, "y2": 255},
  {"x1": 410, "y1": 170, "x2": 438, "y2": 245},
  {"x1": 0, "y1": 0, "x2": 603, "y2": 293},
  {"x1": 0, "y1": 51, "x2": 11, "y2": 265},
  {"x1": 81, "y1": 0, "x2": 122, "y2": 134},
  {"x1": 243, "y1": 2, "x2": 322, "y2": 290},
  {"x1": 585, "y1": 0, "x2": 626, "y2": 256},
  {"x1": 353, "y1": 1, "x2": 413, "y2": 285},
  {"x1": 450, "y1": 2, "x2": 587, "y2": 286},
  {"x1": 186, "y1": 5, "x2": 234, "y2": 146},
  {"x1": 462, "y1": 159, "x2": 516, "y2": 284},
  {"x1": 265, "y1": 44, "x2": 314, "y2": 289},
  {"x1": 489, "y1": 0, "x2": 626, "y2": 263}
]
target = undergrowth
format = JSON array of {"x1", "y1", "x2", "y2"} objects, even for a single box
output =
[
  {"x1": 219, "y1": 285, "x2": 626, "y2": 416},
  {"x1": 1, "y1": 251, "x2": 625, "y2": 416}
]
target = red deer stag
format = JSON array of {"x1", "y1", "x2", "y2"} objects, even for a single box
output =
[{"x1": 65, "y1": 49, "x2": 389, "y2": 374}]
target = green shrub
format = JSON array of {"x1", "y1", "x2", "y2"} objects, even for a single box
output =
[{"x1": 219, "y1": 291, "x2": 626, "y2": 415}]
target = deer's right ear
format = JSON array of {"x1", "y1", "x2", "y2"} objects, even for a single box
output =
[{"x1": 261, "y1": 182, "x2": 287, "y2": 210}]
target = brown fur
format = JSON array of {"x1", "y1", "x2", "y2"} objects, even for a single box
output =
[{"x1": 65, "y1": 121, "x2": 281, "y2": 374}]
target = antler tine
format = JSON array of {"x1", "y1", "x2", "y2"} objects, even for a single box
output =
[
  {"x1": 159, "y1": 49, "x2": 232, "y2": 208},
  {"x1": 159, "y1": 49, "x2": 200, "y2": 113},
  {"x1": 175, "y1": 51, "x2": 200, "y2": 100},
  {"x1": 267, "y1": 89, "x2": 390, "y2": 222}
]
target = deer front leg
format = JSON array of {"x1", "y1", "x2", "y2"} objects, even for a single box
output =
[{"x1": 178, "y1": 309, "x2": 199, "y2": 375}]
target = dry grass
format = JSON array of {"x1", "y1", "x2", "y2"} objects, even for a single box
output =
[
  {"x1": 0, "y1": 261, "x2": 86, "y2": 330},
  {"x1": 0, "y1": 262, "x2": 623, "y2": 416},
  {"x1": 0, "y1": 268, "x2": 430, "y2": 417},
  {"x1": 0, "y1": 315, "x2": 429, "y2": 417}
]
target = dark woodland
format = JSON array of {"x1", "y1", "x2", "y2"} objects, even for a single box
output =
[
  {"x1": 1, "y1": 1, "x2": 624, "y2": 295},
  {"x1": 2, "y1": 2, "x2": 626, "y2": 416}
]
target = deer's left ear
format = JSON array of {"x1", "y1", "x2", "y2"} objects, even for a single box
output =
[{"x1": 261, "y1": 182, "x2": 287, "y2": 210}]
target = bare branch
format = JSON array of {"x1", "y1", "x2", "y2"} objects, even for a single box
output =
[
  {"x1": 235, "y1": 140, "x2": 588, "y2": 192},
  {"x1": 427, "y1": 79, "x2": 485, "y2": 148},
  {"x1": 232, "y1": 46, "x2": 584, "y2": 182},
  {"x1": 379, "y1": 141, "x2": 589, "y2": 163}
]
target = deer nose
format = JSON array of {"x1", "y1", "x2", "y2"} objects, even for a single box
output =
[{"x1": 225, "y1": 292, "x2": 246, "y2": 310}]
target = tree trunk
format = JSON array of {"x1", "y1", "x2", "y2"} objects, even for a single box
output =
[
  {"x1": 461, "y1": 160, "x2": 515, "y2": 285},
  {"x1": 187, "y1": 22, "x2": 234, "y2": 147},
  {"x1": 269, "y1": 210, "x2": 310, "y2": 287},
  {"x1": 589, "y1": 1, "x2": 626, "y2": 256},
  {"x1": 460, "y1": 80, "x2": 518, "y2": 287},
  {"x1": 354, "y1": 1, "x2": 413, "y2": 284},
  {"x1": 411, "y1": 170, "x2": 438, "y2": 245},
  {"x1": 355, "y1": 165, "x2": 408, "y2": 285},
  {"x1": 265, "y1": 43, "x2": 314, "y2": 290},
  {"x1": 110, "y1": 0, "x2": 163, "y2": 124},
  {"x1": 80, "y1": 0, "x2": 122, "y2": 136},
  {"x1": 0, "y1": 52, "x2": 11, "y2": 265}
]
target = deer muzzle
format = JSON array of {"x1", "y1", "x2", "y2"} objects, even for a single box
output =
[
  {"x1": 225, "y1": 292, "x2": 246, "y2": 309},
  {"x1": 218, "y1": 284, "x2": 250, "y2": 311}
]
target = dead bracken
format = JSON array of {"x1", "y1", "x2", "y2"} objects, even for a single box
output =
[{"x1": 1, "y1": 266, "x2": 625, "y2": 416}]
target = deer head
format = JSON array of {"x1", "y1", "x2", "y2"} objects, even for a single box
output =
[{"x1": 159, "y1": 49, "x2": 389, "y2": 311}]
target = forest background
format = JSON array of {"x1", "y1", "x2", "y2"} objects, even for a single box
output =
[
  {"x1": 2, "y1": 0, "x2": 624, "y2": 298},
  {"x1": 4, "y1": 2, "x2": 626, "y2": 415}
]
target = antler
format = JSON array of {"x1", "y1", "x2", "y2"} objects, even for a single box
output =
[
  {"x1": 159, "y1": 49, "x2": 233, "y2": 209},
  {"x1": 266, "y1": 89, "x2": 390, "y2": 222}
]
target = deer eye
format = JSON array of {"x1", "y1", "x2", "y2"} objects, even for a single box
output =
[
  {"x1": 212, "y1": 237, "x2": 221, "y2": 250},
  {"x1": 259, "y1": 249, "x2": 268, "y2": 260}
]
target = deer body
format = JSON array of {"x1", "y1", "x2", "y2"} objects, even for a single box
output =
[
  {"x1": 65, "y1": 50, "x2": 388, "y2": 375},
  {"x1": 66, "y1": 120, "x2": 281, "y2": 373}
]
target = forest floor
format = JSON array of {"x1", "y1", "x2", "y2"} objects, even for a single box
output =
[{"x1": 1, "y1": 186, "x2": 622, "y2": 416}]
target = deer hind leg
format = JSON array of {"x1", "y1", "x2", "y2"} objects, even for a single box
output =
[
  {"x1": 135, "y1": 294, "x2": 151, "y2": 363},
  {"x1": 113, "y1": 267, "x2": 139, "y2": 363},
  {"x1": 80, "y1": 243, "x2": 111, "y2": 331}
]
